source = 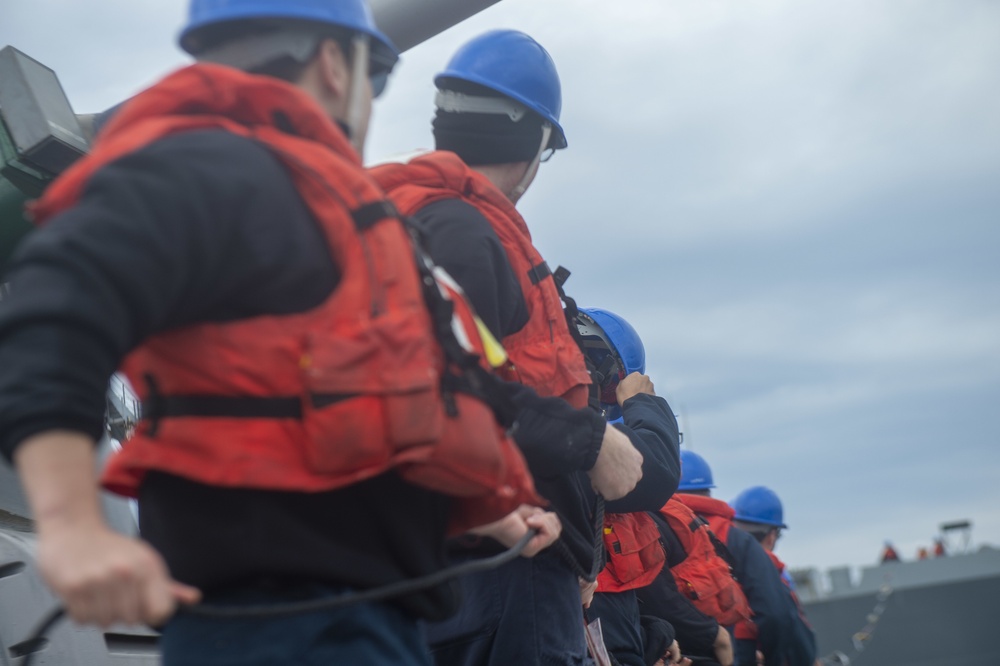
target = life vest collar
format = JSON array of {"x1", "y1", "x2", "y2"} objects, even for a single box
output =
[
  {"x1": 110, "y1": 63, "x2": 359, "y2": 161},
  {"x1": 375, "y1": 151, "x2": 532, "y2": 239},
  {"x1": 678, "y1": 493, "x2": 735, "y2": 520},
  {"x1": 32, "y1": 63, "x2": 360, "y2": 225}
]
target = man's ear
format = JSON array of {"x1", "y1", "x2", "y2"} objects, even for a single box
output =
[{"x1": 315, "y1": 38, "x2": 350, "y2": 100}]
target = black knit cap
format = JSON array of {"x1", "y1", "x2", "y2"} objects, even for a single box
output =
[{"x1": 433, "y1": 78, "x2": 548, "y2": 166}]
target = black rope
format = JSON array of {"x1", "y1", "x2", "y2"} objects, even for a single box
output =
[
  {"x1": 550, "y1": 493, "x2": 607, "y2": 582},
  {"x1": 19, "y1": 606, "x2": 64, "y2": 666},
  {"x1": 19, "y1": 528, "x2": 538, "y2": 664},
  {"x1": 184, "y1": 527, "x2": 539, "y2": 618}
]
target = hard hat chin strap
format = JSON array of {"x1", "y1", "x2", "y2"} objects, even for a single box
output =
[
  {"x1": 344, "y1": 34, "x2": 370, "y2": 156},
  {"x1": 509, "y1": 123, "x2": 551, "y2": 202}
]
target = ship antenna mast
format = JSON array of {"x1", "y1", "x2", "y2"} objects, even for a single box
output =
[{"x1": 939, "y1": 520, "x2": 972, "y2": 555}]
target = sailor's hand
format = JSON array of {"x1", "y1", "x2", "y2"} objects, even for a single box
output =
[
  {"x1": 468, "y1": 505, "x2": 562, "y2": 557},
  {"x1": 38, "y1": 524, "x2": 201, "y2": 627},
  {"x1": 667, "y1": 640, "x2": 692, "y2": 665},
  {"x1": 616, "y1": 372, "x2": 655, "y2": 405},
  {"x1": 588, "y1": 424, "x2": 643, "y2": 500},
  {"x1": 14, "y1": 431, "x2": 200, "y2": 628},
  {"x1": 579, "y1": 576, "x2": 598, "y2": 608}
]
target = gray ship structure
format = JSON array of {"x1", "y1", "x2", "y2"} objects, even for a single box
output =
[{"x1": 793, "y1": 522, "x2": 1000, "y2": 666}]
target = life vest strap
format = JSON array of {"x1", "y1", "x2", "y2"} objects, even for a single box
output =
[
  {"x1": 689, "y1": 513, "x2": 740, "y2": 572},
  {"x1": 527, "y1": 262, "x2": 572, "y2": 289},
  {"x1": 527, "y1": 261, "x2": 551, "y2": 285},
  {"x1": 143, "y1": 394, "x2": 304, "y2": 420},
  {"x1": 705, "y1": 526, "x2": 740, "y2": 574},
  {"x1": 400, "y1": 217, "x2": 519, "y2": 428},
  {"x1": 350, "y1": 200, "x2": 399, "y2": 230},
  {"x1": 140, "y1": 374, "x2": 360, "y2": 435},
  {"x1": 544, "y1": 264, "x2": 601, "y2": 409}
]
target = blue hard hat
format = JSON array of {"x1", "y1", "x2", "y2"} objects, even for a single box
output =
[
  {"x1": 577, "y1": 308, "x2": 645, "y2": 376},
  {"x1": 731, "y1": 486, "x2": 787, "y2": 529},
  {"x1": 179, "y1": 0, "x2": 399, "y2": 70},
  {"x1": 435, "y1": 29, "x2": 567, "y2": 150},
  {"x1": 577, "y1": 307, "x2": 645, "y2": 421},
  {"x1": 679, "y1": 450, "x2": 715, "y2": 491}
]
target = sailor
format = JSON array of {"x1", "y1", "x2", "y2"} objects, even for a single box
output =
[
  {"x1": 638, "y1": 450, "x2": 741, "y2": 666},
  {"x1": 731, "y1": 486, "x2": 787, "y2": 557},
  {"x1": 674, "y1": 459, "x2": 816, "y2": 666},
  {"x1": 731, "y1": 485, "x2": 819, "y2": 666},
  {"x1": 732, "y1": 485, "x2": 797, "y2": 588},
  {"x1": 576, "y1": 308, "x2": 688, "y2": 666},
  {"x1": 0, "y1": 1, "x2": 565, "y2": 664},
  {"x1": 371, "y1": 31, "x2": 665, "y2": 666}
]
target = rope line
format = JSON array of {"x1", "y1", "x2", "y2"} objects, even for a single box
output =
[
  {"x1": 819, "y1": 578, "x2": 893, "y2": 666},
  {"x1": 19, "y1": 527, "x2": 539, "y2": 665}
]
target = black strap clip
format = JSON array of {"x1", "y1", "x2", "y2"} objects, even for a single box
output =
[{"x1": 552, "y1": 265, "x2": 571, "y2": 289}]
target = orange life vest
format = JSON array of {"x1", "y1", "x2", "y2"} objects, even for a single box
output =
[
  {"x1": 596, "y1": 512, "x2": 666, "y2": 593},
  {"x1": 30, "y1": 64, "x2": 540, "y2": 535},
  {"x1": 370, "y1": 152, "x2": 591, "y2": 407},
  {"x1": 677, "y1": 493, "x2": 735, "y2": 543},
  {"x1": 658, "y1": 498, "x2": 752, "y2": 626}
]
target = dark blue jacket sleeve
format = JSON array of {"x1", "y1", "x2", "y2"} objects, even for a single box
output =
[
  {"x1": 411, "y1": 198, "x2": 529, "y2": 340},
  {"x1": 605, "y1": 393, "x2": 681, "y2": 514},
  {"x1": 506, "y1": 382, "x2": 604, "y2": 476},
  {"x1": 728, "y1": 527, "x2": 816, "y2": 666}
]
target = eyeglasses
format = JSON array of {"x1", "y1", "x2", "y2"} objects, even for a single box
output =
[
  {"x1": 368, "y1": 50, "x2": 396, "y2": 99},
  {"x1": 357, "y1": 35, "x2": 396, "y2": 98},
  {"x1": 538, "y1": 123, "x2": 556, "y2": 163},
  {"x1": 370, "y1": 68, "x2": 389, "y2": 98}
]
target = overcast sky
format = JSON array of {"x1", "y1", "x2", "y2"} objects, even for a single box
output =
[{"x1": 3, "y1": 0, "x2": 999, "y2": 580}]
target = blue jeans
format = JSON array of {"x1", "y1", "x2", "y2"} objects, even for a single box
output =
[
  {"x1": 161, "y1": 582, "x2": 433, "y2": 665},
  {"x1": 425, "y1": 553, "x2": 594, "y2": 666}
]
